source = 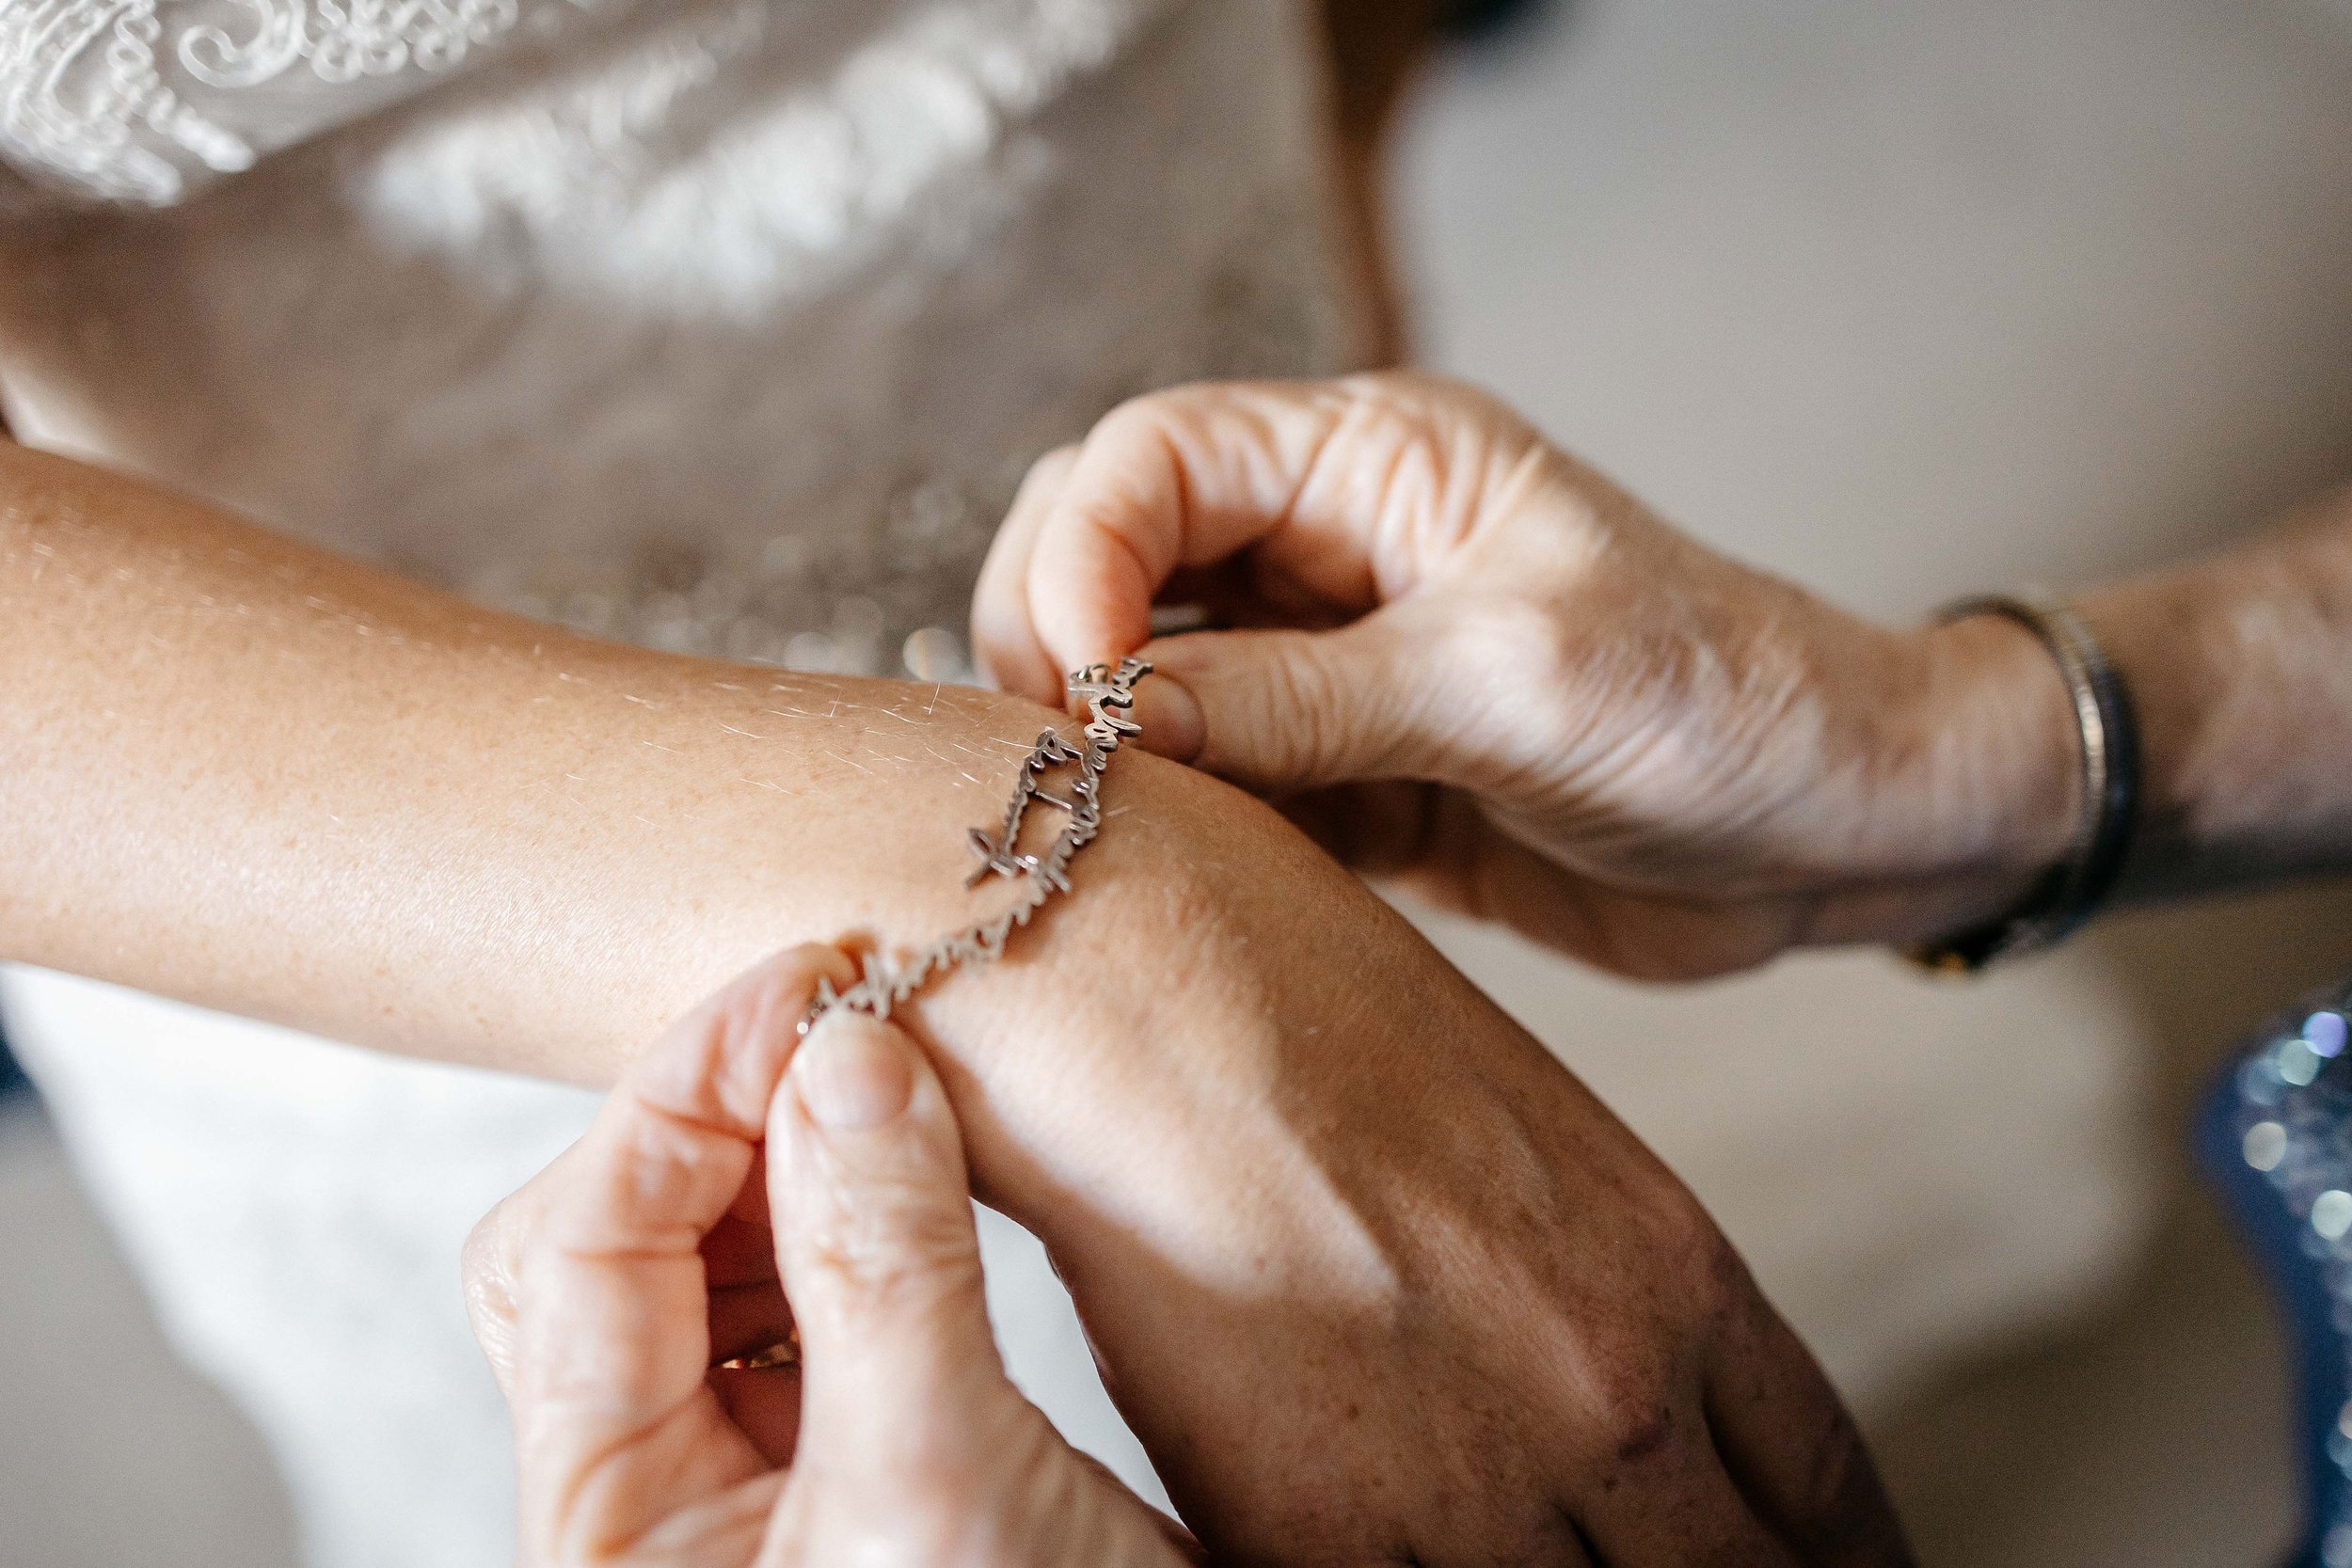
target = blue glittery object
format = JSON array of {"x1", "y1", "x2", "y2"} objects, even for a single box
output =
[
  {"x1": 2208, "y1": 978, "x2": 2352, "y2": 1567},
  {"x1": 2312, "y1": 1012, "x2": 2350, "y2": 1060}
]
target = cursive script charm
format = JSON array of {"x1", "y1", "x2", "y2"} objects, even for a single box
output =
[{"x1": 801, "y1": 658, "x2": 1152, "y2": 1034}]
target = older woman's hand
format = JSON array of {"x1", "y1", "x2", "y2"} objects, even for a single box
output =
[
  {"x1": 469, "y1": 911, "x2": 1911, "y2": 1567},
  {"x1": 462, "y1": 944, "x2": 1193, "y2": 1568},
  {"x1": 975, "y1": 372, "x2": 2079, "y2": 979}
]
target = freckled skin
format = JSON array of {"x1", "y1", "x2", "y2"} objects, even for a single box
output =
[{"x1": 0, "y1": 436, "x2": 1077, "y2": 1076}]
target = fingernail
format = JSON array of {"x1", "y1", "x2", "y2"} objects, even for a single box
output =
[
  {"x1": 793, "y1": 1016, "x2": 915, "y2": 1131},
  {"x1": 1131, "y1": 670, "x2": 1205, "y2": 765}
]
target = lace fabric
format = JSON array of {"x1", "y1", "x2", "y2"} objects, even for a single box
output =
[
  {"x1": 0, "y1": 0, "x2": 623, "y2": 206},
  {"x1": 0, "y1": 0, "x2": 1358, "y2": 683}
]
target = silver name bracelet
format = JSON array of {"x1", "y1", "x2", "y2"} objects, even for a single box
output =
[{"x1": 800, "y1": 657, "x2": 1152, "y2": 1034}]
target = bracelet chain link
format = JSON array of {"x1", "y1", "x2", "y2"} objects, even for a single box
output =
[{"x1": 800, "y1": 658, "x2": 1152, "y2": 1033}]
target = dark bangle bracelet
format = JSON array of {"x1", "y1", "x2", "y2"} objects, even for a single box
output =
[{"x1": 1907, "y1": 595, "x2": 2142, "y2": 974}]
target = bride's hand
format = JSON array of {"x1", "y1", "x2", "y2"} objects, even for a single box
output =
[
  {"x1": 462, "y1": 945, "x2": 1194, "y2": 1568},
  {"x1": 888, "y1": 753, "x2": 1913, "y2": 1567},
  {"x1": 973, "y1": 372, "x2": 2077, "y2": 979}
]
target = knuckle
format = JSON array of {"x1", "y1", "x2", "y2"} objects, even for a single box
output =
[
  {"x1": 1556, "y1": 1191, "x2": 1733, "y2": 1473},
  {"x1": 460, "y1": 1206, "x2": 527, "y2": 1374},
  {"x1": 692, "y1": 973, "x2": 806, "y2": 1112},
  {"x1": 1258, "y1": 636, "x2": 1354, "y2": 782},
  {"x1": 1082, "y1": 396, "x2": 1197, "y2": 501},
  {"x1": 461, "y1": 1202, "x2": 523, "y2": 1307},
  {"x1": 1017, "y1": 442, "x2": 1081, "y2": 499},
  {"x1": 1327, "y1": 370, "x2": 1549, "y2": 502},
  {"x1": 1580, "y1": 1350, "x2": 1684, "y2": 1469},
  {"x1": 607, "y1": 1104, "x2": 736, "y2": 1222},
  {"x1": 808, "y1": 1190, "x2": 982, "y2": 1317},
  {"x1": 1096, "y1": 388, "x2": 1186, "y2": 444},
  {"x1": 460, "y1": 1206, "x2": 504, "y2": 1285}
]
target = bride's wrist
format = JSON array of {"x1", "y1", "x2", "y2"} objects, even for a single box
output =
[
  {"x1": 613, "y1": 661, "x2": 1421, "y2": 1283},
  {"x1": 907, "y1": 748, "x2": 1439, "y2": 1268}
]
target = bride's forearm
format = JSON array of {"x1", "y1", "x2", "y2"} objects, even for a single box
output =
[
  {"x1": 0, "y1": 435, "x2": 1454, "y2": 1289},
  {"x1": 0, "y1": 436, "x2": 1503, "y2": 1378},
  {"x1": 0, "y1": 439, "x2": 1169, "y2": 1080}
]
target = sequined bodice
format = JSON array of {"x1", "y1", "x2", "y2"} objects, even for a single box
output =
[{"x1": 0, "y1": 0, "x2": 1364, "y2": 675}]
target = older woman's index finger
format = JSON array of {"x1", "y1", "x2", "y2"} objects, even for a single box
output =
[
  {"x1": 973, "y1": 444, "x2": 1081, "y2": 705},
  {"x1": 1025, "y1": 380, "x2": 1359, "y2": 678},
  {"x1": 504, "y1": 944, "x2": 853, "y2": 1562}
]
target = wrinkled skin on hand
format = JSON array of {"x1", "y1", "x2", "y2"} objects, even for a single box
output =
[
  {"x1": 464, "y1": 946, "x2": 1198, "y2": 1568},
  {"x1": 975, "y1": 372, "x2": 2075, "y2": 980}
]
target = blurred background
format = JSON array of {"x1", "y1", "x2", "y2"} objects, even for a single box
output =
[{"x1": 9, "y1": 0, "x2": 2352, "y2": 1560}]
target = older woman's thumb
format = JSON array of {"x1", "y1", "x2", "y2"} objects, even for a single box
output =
[
  {"x1": 768, "y1": 1011, "x2": 1009, "y2": 1444},
  {"x1": 1135, "y1": 601, "x2": 1464, "y2": 797}
]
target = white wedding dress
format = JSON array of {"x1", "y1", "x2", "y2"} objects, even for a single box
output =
[{"x1": 0, "y1": 4, "x2": 1367, "y2": 1564}]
